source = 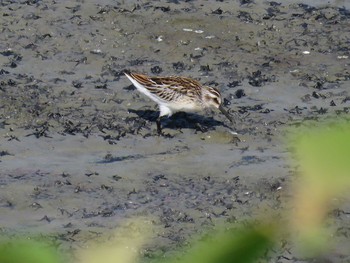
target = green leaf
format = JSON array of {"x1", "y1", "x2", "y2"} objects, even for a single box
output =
[
  {"x1": 0, "y1": 240, "x2": 61, "y2": 263},
  {"x1": 159, "y1": 224, "x2": 276, "y2": 263}
]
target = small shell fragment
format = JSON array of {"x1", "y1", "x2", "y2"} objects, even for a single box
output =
[{"x1": 183, "y1": 28, "x2": 204, "y2": 34}]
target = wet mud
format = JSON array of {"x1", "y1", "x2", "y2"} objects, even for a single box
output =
[{"x1": 0, "y1": 1, "x2": 350, "y2": 262}]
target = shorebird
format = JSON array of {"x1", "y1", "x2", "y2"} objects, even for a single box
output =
[{"x1": 124, "y1": 71, "x2": 233, "y2": 134}]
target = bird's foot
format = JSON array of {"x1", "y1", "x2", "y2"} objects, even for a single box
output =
[{"x1": 195, "y1": 123, "x2": 209, "y2": 133}]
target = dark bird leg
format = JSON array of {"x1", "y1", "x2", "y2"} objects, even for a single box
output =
[{"x1": 156, "y1": 116, "x2": 163, "y2": 135}]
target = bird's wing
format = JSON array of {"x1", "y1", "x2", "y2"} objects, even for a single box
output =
[{"x1": 128, "y1": 73, "x2": 202, "y2": 103}]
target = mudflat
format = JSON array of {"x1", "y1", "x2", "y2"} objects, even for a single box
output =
[{"x1": 0, "y1": 1, "x2": 349, "y2": 261}]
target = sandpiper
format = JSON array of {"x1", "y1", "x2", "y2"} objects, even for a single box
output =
[{"x1": 124, "y1": 71, "x2": 233, "y2": 134}]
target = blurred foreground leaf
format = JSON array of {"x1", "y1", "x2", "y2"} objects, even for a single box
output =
[
  {"x1": 290, "y1": 122, "x2": 350, "y2": 256},
  {"x1": 296, "y1": 123, "x2": 350, "y2": 190},
  {"x1": 0, "y1": 239, "x2": 61, "y2": 263},
  {"x1": 77, "y1": 217, "x2": 153, "y2": 263},
  {"x1": 162, "y1": 224, "x2": 276, "y2": 263}
]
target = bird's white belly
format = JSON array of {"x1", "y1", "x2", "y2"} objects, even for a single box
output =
[{"x1": 161, "y1": 101, "x2": 201, "y2": 116}]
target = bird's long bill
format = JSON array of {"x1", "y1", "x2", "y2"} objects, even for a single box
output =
[{"x1": 219, "y1": 104, "x2": 234, "y2": 123}]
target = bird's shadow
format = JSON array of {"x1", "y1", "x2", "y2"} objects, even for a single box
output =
[{"x1": 128, "y1": 108, "x2": 224, "y2": 131}]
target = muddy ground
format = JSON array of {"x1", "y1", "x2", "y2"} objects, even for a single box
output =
[{"x1": 0, "y1": 0, "x2": 350, "y2": 262}]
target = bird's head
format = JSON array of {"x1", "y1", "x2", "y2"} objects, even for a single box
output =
[{"x1": 202, "y1": 86, "x2": 233, "y2": 123}]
